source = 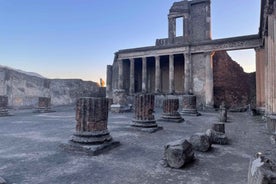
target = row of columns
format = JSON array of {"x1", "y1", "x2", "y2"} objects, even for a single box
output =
[{"x1": 117, "y1": 53, "x2": 192, "y2": 95}]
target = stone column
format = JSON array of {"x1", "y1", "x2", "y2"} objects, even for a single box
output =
[
  {"x1": 65, "y1": 97, "x2": 120, "y2": 155},
  {"x1": 181, "y1": 95, "x2": 200, "y2": 116},
  {"x1": 205, "y1": 52, "x2": 214, "y2": 108},
  {"x1": 72, "y1": 97, "x2": 112, "y2": 144},
  {"x1": 142, "y1": 57, "x2": 147, "y2": 92},
  {"x1": 255, "y1": 48, "x2": 265, "y2": 112},
  {"x1": 106, "y1": 65, "x2": 113, "y2": 98},
  {"x1": 169, "y1": 55, "x2": 175, "y2": 94},
  {"x1": 129, "y1": 58, "x2": 135, "y2": 95},
  {"x1": 155, "y1": 56, "x2": 161, "y2": 93},
  {"x1": 132, "y1": 94, "x2": 161, "y2": 132},
  {"x1": 33, "y1": 97, "x2": 53, "y2": 113},
  {"x1": 0, "y1": 95, "x2": 9, "y2": 116},
  {"x1": 266, "y1": 13, "x2": 276, "y2": 134},
  {"x1": 184, "y1": 53, "x2": 191, "y2": 94},
  {"x1": 118, "y1": 59, "x2": 124, "y2": 90},
  {"x1": 161, "y1": 98, "x2": 184, "y2": 122}
]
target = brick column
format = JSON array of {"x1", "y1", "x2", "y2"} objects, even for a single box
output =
[
  {"x1": 155, "y1": 56, "x2": 161, "y2": 93},
  {"x1": 132, "y1": 94, "x2": 158, "y2": 128},
  {"x1": 0, "y1": 95, "x2": 9, "y2": 116},
  {"x1": 71, "y1": 97, "x2": 112, "y2": 144},
  {"x1": 181, "y1": 95, "x2": 200, "y2": 116},
  {"x1": 142, "y1": 57, "x2": 147, "y2": 92},
  {"x1": 184, "y1": 53, "x2": 191, "y2": 94},
  {"x1": 169, "y1": 55, "x2": 175, "y2": 94},
  {"x1": 129, "y1": 58, "x2": 135, "y2": 95},
  {"x1": 106, "y1": 65, "x2": 113, "y2": 98},
  {"x1": 118, "y1": 59, "x2": 124, "y2": 90},
  {"x1": 161, "y1": 98, "x2": 184, "y2": 122},
  {"x1": 255, "y1": 48, "x2": 265, "y2": 112},
  {"x1": 34, "y1": 97, "x2": 53, "y2": 113},
  {"x1": 205, "y1": 52, "x2": 214, "y2": 109}
]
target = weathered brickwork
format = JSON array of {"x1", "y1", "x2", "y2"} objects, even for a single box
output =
[
  {"x1": 132, "y1": 94, "x2": 157, "y2": 128},
  {"x1": 71, "y1": 97, "x2": 112, "y2": 144},
  {"x1": 161, "y1": 98, "x2": 183, "y2": 122},
  {"x1": 181, "y1": 95, "x2": 200, "y2": 116},
  {"x1": 0, "y1": 96, "x2": 9, "y2": 116}
]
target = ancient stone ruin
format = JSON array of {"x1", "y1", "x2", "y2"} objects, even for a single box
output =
[
  {"x1": 164, "y1": 139, "x2": 194, "y2": 169},
  {"x1": 33, "y1": 97, "x2": 53, "y2": 113},
  {"x1": 181, "y1": 94, "x2": 200, "y2": 116},
  {"x1": 0, "y1": 96, "x2": 9, "y2": 117},
  {"x1": 132, "y1": 93, "x2": 162, "y2": 132},
  {"x1": 63, "y1": 97, "x2": 120, "y2": 155},
  {"x1": 160, "y1": 97, "x2": 184, "y2": 122}
]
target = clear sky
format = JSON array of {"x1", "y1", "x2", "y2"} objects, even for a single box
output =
[{"x1": 0, "y1": 0, "x2": 260, "y2": 82}]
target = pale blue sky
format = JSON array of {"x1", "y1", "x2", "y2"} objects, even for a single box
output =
[{"x1": 0, "y1": 0, "x2": 260, "y2": 82}]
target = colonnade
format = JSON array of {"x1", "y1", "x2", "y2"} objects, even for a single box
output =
[{"x1": 117, "y1": 53, "x2": 192, "y2": 95}]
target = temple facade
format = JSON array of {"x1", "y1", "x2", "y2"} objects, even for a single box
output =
[{"x1": 106, "y1": 0, "x2": 276, "y2": 133}]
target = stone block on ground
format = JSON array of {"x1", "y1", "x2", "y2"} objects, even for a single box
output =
[
  {"x1": 189, "y1": 133, "x2": 211, "y2": 152},
  {"x1": 164, "y1": 139, "x2": 194, "y2": 169},
  {"x1": 206, "y1": 129, "x2": 228, "y2": 145},
  {"x1": 211, "y1": 123, "x2": 225, "y2": 133},
  {"x1": 248, "y1": 153, "x2": 276, "y2": 184}
]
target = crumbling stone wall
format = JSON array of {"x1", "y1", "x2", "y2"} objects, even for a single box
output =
[
  {"x1": 213, "y1": 51, "x2": 256, "y2": 110},
  {"x1": 0, "y1": 66, "x2": 102, "y2": 108}
]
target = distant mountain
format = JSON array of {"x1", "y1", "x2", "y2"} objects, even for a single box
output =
[{"x1": 0, "y1": 65, "x2": 46, "y2": 78}]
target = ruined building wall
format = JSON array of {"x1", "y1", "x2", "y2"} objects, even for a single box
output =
[
  {"x1": 0, "y1": 66, "x2": 101, "y2": 108},
  {"x1": 213, "y1": 51, "x2": 255, "y2": 109}
]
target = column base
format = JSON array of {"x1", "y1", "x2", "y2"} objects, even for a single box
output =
[
  {"x1": 0, "y1": 109, "x2": 10, "y2": 117},
  {"x1": 203, "y1": 105, "x2": 216, "y2": 112},
  {"x1": 181, "y1": 109, "x2": 201, "y2": 116},
  {"x1": 159, "y1": 113, "x2": 184, "y2": 123},
  {"x1": 131, "y1": 119, "x2": 157, "y2": 128},
  {"x1": 71, "y1": 130, "x2": 112, "y2": 144},
  {"x1": 266, "y1": 115, "x2": 276, "y2": 134},
  {"x1": 256, "y1": 107, "x2": 266, "y2": 115},
  {"x1": 33, "y1": 108, "x2": 55, "y2": 113},
  {"x1": 110, "y1": 104, "x2": 131, "y2": 113},
  {"x1": 60, "y1": 140, "x2": 120, "y2": 156}
]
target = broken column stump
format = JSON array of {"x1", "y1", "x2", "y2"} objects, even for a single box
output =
[
  {"x1": 0, "y1": 96, "x2": 9, "y2": 117},
  {"x1": 219, "y1": 102, "x2": 227, "y2": 122},
  {"x1": 132, "y1": 93, "x2": 162, "y2": 133},
  {"x1": 266, "y1": 115, "x2": 276, "y2": 134},
  {"x1": 164, "y1": 139, "x2": 194, "y2": 169},
  {"x1": 181, "y1": 95, "x2": 200, "y2": 116},
  {"x1": 206, "y1": 129, "x2": 228, "y2": 145},
  {"x1": 160, "y1": 98, "x2": 184, "y2": 122},
  {"x1": 62, "y1": 97, "x2": 120, "y2": 155},
  {"x1": 248, "y1": 153, "x2": 276, "y2": 184},
  {"x1": 189, "y1": 133, "x2": 212, "y2": 152},
  {"x1": 33, "y1": 97, "x2": 54, "y2": 113},
  {"x1": 211, "y1": 123, "x2": 225, "y2": 133},
  {"x1": 110, "y1": 89, "x2": 131, "y2": 113}
]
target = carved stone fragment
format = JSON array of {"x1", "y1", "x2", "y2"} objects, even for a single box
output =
[
  {"x1": 189, "y1": 133, "x2": 211, "y2": 152},
  {"x1": 164, "y1": 139, "x2": 194, "y2": 169},
  {"x1": 206, "y1": 129, "x2": 228, "y2": 145}
]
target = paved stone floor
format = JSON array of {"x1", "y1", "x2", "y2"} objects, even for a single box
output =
[{"x1": 0, "y1": 106, "x2": 275, "y2": 184}]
